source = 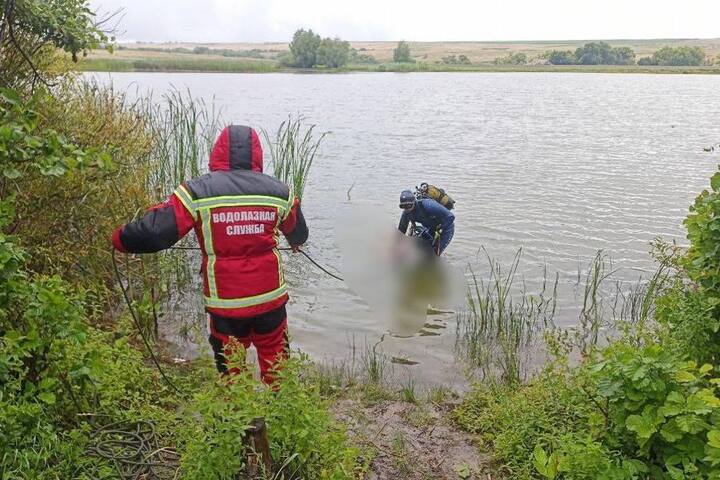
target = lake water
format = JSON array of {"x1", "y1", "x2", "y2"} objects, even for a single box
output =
[{"x1": 92, "y1": 71, "x2": 720, "y2": 386}]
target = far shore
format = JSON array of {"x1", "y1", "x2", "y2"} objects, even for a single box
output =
[
  {"x1": 79, "y1": 58, "x2": 720, "y2": 75},
  {"x1": 81, "y1": 38, "x2": 720, "y2": 75}
]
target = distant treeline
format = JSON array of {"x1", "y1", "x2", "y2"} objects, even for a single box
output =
[
  {"x1": 117, "y1": 44, "x2": 276, "y2": 59},
  {"x1": 544, "y1": 42, "x2": 711, "y2": 66},
  {"x1": 278, "y1": 29, "x2": 379, "y2": 68}
]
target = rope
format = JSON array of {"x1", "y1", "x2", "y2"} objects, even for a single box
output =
[
  {"x1": 169, "y1": 245, "x2": 344, "y2": 281},
  {"x1": 79, "y1": 418, "x2": 179, "y2": 479},
  {"x1": 295, "y1": 249, "x2": 344, "y2": 281},
  {"x1": 111, "y1": 250, "x2": 187, "y2": 398}
]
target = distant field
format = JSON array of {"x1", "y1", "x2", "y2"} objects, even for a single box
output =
[{"x1": 80, "y1": 38, "x2": 720, "y2": 73}]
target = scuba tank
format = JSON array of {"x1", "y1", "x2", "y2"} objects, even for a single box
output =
[{"x1": 416, "y1": 182, "x2": 455, "y2": 210}]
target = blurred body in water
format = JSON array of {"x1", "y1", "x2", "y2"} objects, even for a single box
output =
[{"x1": 336, "y1": 205, "x2": 464, "y2": 336}]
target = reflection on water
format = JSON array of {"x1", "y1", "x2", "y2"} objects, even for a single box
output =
[{"x1": 335, "y1": 206, "x2": 465, "y2": 337}]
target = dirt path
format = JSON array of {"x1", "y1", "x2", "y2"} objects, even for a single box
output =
[{"x1": 334, "y1": 397, "x2": 495, "y2": 479}]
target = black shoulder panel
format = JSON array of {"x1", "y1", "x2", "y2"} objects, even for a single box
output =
[{"x1": 184, "y1": 170, "x2": 290, "y2": 201}]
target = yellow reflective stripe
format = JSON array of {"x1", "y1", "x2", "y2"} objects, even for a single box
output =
[
  {"x1": 193, "y1": 195, "x2": 288, "y2": 212},
  {"x1": 174, "y1": 185, "x2": 197, "y2": 219},
  {"x1": 283, "y1": 195, "x2": 296, "y2": 221},
  {"x1": 204, "y1": 284, "x2": 288, "y2": 309},
  {"x1": 273, "y1": 248, "x2": 284, "y2": 284},
  {"x1": 199, "y1": 210, "x2": 218, "y2": 298}
]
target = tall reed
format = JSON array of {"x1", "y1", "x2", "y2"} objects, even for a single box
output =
[
  {"x1": 262, "y1": 115, "x2": 328, "y2": 199},
  {"x1": 141, "y1": 88, "x2": 222, "y2": 199},
  {"x1": 576, "y1": 251, "x2": 616, "y2": 354},
  {"x1": 456, "y1": 248, "x2": 558, "y2": 384}
]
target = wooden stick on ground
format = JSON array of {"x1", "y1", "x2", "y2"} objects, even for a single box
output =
[{"x1": 244, "y1": 417, "x2": 273, "y2": 478}]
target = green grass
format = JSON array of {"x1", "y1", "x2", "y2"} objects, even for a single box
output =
[
  {"x1": 456, "y1": 248, "x2": 558, "y2": 384},
  {"x1": 79, "y1": 56, "x2": 720, "y2": 74},
  {"x1": 78, "y1": 56, "x2": 280, "y2": 73},
  {"x1": 348, "y1": 62, "x2": 720, "y2": 74}
]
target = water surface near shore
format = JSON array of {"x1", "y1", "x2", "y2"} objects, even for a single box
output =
[{"x1": 92, "y1": 72, "x2": 720, "y2": 385}]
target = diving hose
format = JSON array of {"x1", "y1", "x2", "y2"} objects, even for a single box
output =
[{"x1": 169, "y1": 245, "x2": 345, "y2": 281}]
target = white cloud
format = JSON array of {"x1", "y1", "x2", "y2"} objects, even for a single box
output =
[{"x1": 90, "y1": 0, "x2": 720, "y2": 42}]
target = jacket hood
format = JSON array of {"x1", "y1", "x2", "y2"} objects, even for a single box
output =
[{"x1": 209, "y1": 125, "x2": 263, "y2": 172}]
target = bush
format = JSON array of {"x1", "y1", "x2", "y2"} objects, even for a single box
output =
[
  {"x1": 544, "y1": 43, "x2": 636, "y2": 66},
  {"x1": 652, "y1": 46, "x2": 706, "y2": 66},
  {"x1": 454, "y1": 368, "x2": 591, "y2": 479},
  {"x1": 587, "y1": 342, "x2": 720, "y2": 479},
  {"x1": 393, "y1": 40, "x2": 412, "y2": 63},
  {"x1": 656, "y1": 282, "x2": 720, "y2": 365},
  {"x1": 457, "y1": 341, "x2": 720, "y2": 479},
  {"x1": 317, "y1": 37, "x2": 351, "y2": 68},
  {"x1": 683, "y1": 169, "x2": 720, "y2": 292},
  {"x1": 178, "y1": 351, "x2": 360, "y2": 479},
  {"x1": 495, "y1": 52, "x2": 528, "y2": 65},
  {"x1": 638, "y1": 56, "x2": 657, "y2": 66},
  {"x1": 0, "y1": 194, "x2": 176, "y2": 477},
  {"x1": 546, "y1": 50, "x2": 576, "y2": 65},
  {"x1": 8, "y1": 83, "x2": 153, "y2": 293}
]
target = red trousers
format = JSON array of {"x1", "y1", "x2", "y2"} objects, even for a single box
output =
[{"x1": 208, "y1": 304, "x2": 288, "y2": 384}]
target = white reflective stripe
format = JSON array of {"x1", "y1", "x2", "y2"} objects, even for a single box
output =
[
  {"x1": 204, "y1": 284, "x2": 288, "y2": 309},
  {"x1": 199, "y1": 209, "x2": 218, "y2": 298},
  {"x1": 174, "y1": 185, "x2": 197, "y2": 219}
]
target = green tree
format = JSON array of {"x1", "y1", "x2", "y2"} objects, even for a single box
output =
[
  {"x1": 575, "y1": 42, "x2": 615, "y2": 65},
  {"x1": 546, "y1": 50, "x2": 575, "y2": 65},
  {"x1": 612, "y1": 46, "x2": 636, "y2": 65},
  {"x1": 393, "y1": 40, "x2": 412, "y2": 62},
  {"x1": 546, "y1": 43, "x2": 636, "y2": 66},
  {"x1": 0, "y1": 0, "x2": 113, "y2": 89},
  {"x1": 317, "y1": 37, "x2": 350, "y2": 68},
  {"x1": 652, "y1": 46, "x2": 706, "y2": 66},
  {"x1": 288, "y1": 28, "x2": 321, "y2": 68}
]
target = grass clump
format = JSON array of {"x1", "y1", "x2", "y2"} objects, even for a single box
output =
[
  {"x1": 456, "y1": 248, "x2": 557, "y2": 384},
  {"x1": 178, "y1": 351, "x2": 361, "y2": 479},
  {"x1": 399, "y1": 377, "x2": 418, "y2": 404},
  {"x1": 454, "y1": 368, "x2": 591, "y2": 479}
]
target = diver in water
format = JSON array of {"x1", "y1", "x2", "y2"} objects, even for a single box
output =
[{"x1": 397, "y1": 189, "x2": 455, "y2": 256}]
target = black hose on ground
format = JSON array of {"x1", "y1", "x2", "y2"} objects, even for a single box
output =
[{"x1": 79, "y1": 418, "x2": 179, "y2": 479}]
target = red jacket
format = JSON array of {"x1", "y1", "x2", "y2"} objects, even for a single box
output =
[{"x1": 112, "y1": 125, "x2": 309, "y2": 318}]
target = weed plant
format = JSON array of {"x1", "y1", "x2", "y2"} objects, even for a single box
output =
[
  {"x1": 456, "y1": 248, "x2": 557, "y2": 384},
  {"x1": 178, "y1": 350, "x2": 360, "y2": 479}
]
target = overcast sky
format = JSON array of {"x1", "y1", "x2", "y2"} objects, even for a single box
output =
[{"x1": 90, "y1": 0, "x2": 720, "y2": 43}]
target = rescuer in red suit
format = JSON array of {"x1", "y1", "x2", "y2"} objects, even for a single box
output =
[{"x1": 111, "y1": 125, "x2": 308, "y2": 383}]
